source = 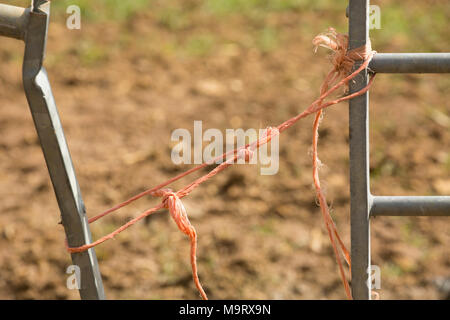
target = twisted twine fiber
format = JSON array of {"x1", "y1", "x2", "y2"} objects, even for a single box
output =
[
  {"x1": 66, "y1": 28, "x2": 376, "y2": 300},
  {"x1": 311, "y1": 28, "x2": 375, "y2": 300}
]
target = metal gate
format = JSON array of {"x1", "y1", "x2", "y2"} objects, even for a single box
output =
[
  {"x1": 0, "y1": 0, "x2": 105, "y2": 299},
  {"x1": 1, "y1": 0, "x2": 449, "y2": 300},
  {"x1": 348, "y1": 0, "x2": 450, "y2": 299}
]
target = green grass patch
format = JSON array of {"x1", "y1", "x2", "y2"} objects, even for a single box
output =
[
  {"x1": 256, "y1": 27, "x2": 279, "y2": 52},
  {"x1": 383, "y1": 263, "x2": 404, "y2": 279},
  {"x1": 252, "y1": 219, "x2": 276, "y2": 235},
  {"x1": 51, "y1": 0, "x2": 151, "y2": 22},
  {"x1": 75, "y1": 40, "x2": 109, "y2": 66},
  {"x1": 203, "y1": 0, "x2": 340, "y2": 15},
  {"x1": 370, "y1": 1, "x2": 450, "y2": 52},
  {"x1": 184, "y1": 34, "x2": 216, "y2": 56},
  {"x1": 156, "y1": 6, "x2": 190, "y2": 31}
]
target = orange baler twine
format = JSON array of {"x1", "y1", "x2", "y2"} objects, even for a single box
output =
[{"x1": 65, "y1": 28, "x2": 376, "y2": 300}]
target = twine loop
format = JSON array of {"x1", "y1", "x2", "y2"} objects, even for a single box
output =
[{"x1": 313, "y1": 27, "x2": 374, "y2": 78}]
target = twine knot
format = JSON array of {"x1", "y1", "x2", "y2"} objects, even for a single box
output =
[
  {"x1": 150, "y1": 188, "x2": 206, "y2": 299},
  {"x1": 313, "y1": 27, "x2": 374, "y2": 77},
  {"x1": 151, "y1": 188, "x2": 194, "y2": 237},
  {"x1": 237, "y1": 126, "x2": 280, "y2": 162}
]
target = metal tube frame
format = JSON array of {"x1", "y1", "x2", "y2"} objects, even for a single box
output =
[
  {"x1": 348, "y1": 0, "x2": 450, "y2": 300},
  {"x1": 0, "y1": 1, "x2": 105, "y2": 299},
  {"x1": 370, "y1": 53, "x2": 450, "y2": 74},
  {"x1": 2, "y1": 0, "x2": 449, "y2": 301},
  {"x1": 0, "y1": 3, "x2": 30, "y2": 39}
]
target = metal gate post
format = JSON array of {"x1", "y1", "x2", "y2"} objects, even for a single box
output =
[
  {"x1": 348, "y1": 0, "x2": 371, "y2": 300},
  {"x1": 0, "y1": 1, "x2": 105, "y2": 299},
  {"x1": 348, "y1": 0, "x2": 450, "y2": 300}
]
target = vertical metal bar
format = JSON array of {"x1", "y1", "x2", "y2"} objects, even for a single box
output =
[
  {"x1": 348, "y1": 0, "x2": 371, "y2": 300},
  {"x1": 22, "y1": 1, "x2": 105, "y2": 299}
]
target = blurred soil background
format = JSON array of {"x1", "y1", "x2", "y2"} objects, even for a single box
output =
[{"x1": 0, "y1": 0, "x2": 448, "y2": 299}]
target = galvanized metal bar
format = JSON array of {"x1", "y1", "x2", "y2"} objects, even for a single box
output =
[
  {"x1": 21, "y1": 1, "x2": 105, "y2": 299},
  {"x1": 0, "y1": 4, "x2": 30, "y2": 40},
  {"x1": 369, "y1": 53, "x2": 450, "y2": 73},
  {"x1": 371, "y1": 196, "x2": 450, "y2": 217},
  {"x1": 32, "y1": 0, "x2": 48, "y2": 12},
  {"x1": 348, "y1": 0, "x2": 371, "y2": 300}
]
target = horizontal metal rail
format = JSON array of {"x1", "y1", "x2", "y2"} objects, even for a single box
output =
[
  {"x1": 0, "y1": 4, "x2": 30, "y2": 40},
  {"x1": 369, "y1": 53, "x2": 450, "y2": 73},
  {"x1": 371, "y1": 196, "x2": 450, "y2": 217}
]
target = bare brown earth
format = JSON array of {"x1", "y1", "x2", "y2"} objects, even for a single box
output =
[{"x1": 0, "y1": 2, "x2": 449, "y2": 299}]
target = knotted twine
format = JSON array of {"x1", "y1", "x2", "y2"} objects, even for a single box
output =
[
  {"x1": 65, "y1": 28, "x2": 376, "y2": 300},
  {"x1": 311, "y1": 28, "x2": 375, "y2": 299}
]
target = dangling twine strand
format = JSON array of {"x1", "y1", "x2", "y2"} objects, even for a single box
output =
[
  {"x1": 66, "y1": 28, "x2": 376, "y2": 300},
  {"x1": 151, "y1": 188, "x2": 207, "y2": 300},
  {"x1": 310, "y1": 28, "x2": 376, "y2": 300}
]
